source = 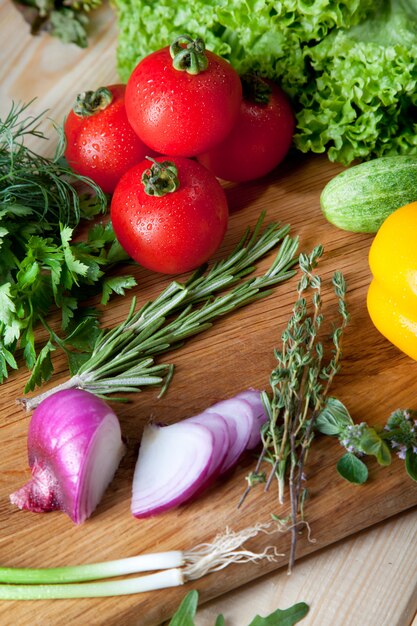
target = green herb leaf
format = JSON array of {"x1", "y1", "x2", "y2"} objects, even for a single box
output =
[
  {"x1": 0, "y1": 343, "x2": 18, "y2": 379},
  {"x1": 61, "y1": 296, "x2": 78, "y2": 330},
  {"x1": 49, "y1": 8, "x2": 89, "y2": 48},
  {"x1": 61, "y1": 226, "x2": 90, "y2": 281},
  {"x1": 215, "y1": 616, "x2": 226, "y2": 626},
  {"x1": 168, "y1": 590, "x2": 198, "y2": 626},
  {"x1": 375, "y1": 441, "x2": 392, "y2": 467},
  {"x1": 336, "y1": 453, "x2": 368, "y2": 484},
  {"x1": 4, "y1": 319, "x2": 21, "y2": 345},
  {"x1": 0, "y1": 284, "x2": 15, "y2": 326},
  {"x1": 63, "y1": 316, "x2": 101, "y2": 352},
  {"x1": 101, "y1": 275, "x2": 137, "y2": 306},
  {"x1": 66, "y1": 351, "x2": 92, "y2": 376},
  {"x1": 359, "y1": 429, "x2": 392, "y2": 466},
  {"x1": 315, "y1": 397, "x2": 353, "y2": 435},
  {"x1": 24, "y1": 341, "x2": 56, "y2": 393},
  {"x1": 21, "y1": 326, "x2": 36, "y2": 369},
  {"x1": 248, "y1": 602, "x2": 309, "y2": 626},
  {"x1": 405, "y1": 449, "x2": 417, "y2": 482}
]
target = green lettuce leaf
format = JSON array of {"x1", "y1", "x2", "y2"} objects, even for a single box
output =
[{"x1": 295, "y1": 0, "x2": 417, "y2": 163}]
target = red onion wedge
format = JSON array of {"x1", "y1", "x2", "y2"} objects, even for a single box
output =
[
  {"x1": 132, "y1": 422, "x2": 214, "y2": 518},
  {"x1": 234, "y1": 389, "x2": 268, "y2": 449},
  {"x1": 10, "y1": 389, "x2": 125, "y2": 524}
]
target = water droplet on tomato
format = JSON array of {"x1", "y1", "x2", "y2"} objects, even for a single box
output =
[
  {"x1": 92, "y1": 143, "x2": 100, "y2": 151},
  {"x1": 147, "y1": 223, "x2": 152, "y2": 231}
]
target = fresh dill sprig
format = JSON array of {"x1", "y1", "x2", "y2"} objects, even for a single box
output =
[
  {"x1": 241, "y1": 247, "x2": 349, "y2": 573},
  {"x1": 0, "y1": 100, "x2": 106, "y2": 225},
  {"x1": 20, "y1": 215, "x2": 299, "y2": 410}
]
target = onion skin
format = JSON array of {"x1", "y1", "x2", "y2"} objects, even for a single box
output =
[{"x1": 10, "y1": 390, "x2": 125, "y2": 524}]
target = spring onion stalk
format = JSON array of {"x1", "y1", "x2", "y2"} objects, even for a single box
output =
[
  {"x1": 21, "y1": 215, "x2": 299, "y2": 411},
  {"x1": 0, "y1": 571, "x2": 184, "y2": 600},
  {"x1": 0, "y1": 552, "x2": 185, "y2": 584},
  {"x1": 0, "y1": 524, "x2": 279, "y2": 599}
]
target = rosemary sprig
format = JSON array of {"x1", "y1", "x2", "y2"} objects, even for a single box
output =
[
  {"x1": 20, "y1": 215, "x2": 299, "y2": 410},
  {"x1": 241, "y1": 247, "x2": 349, "y2": 573}
]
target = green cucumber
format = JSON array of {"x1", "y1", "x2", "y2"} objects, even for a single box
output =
[{"x1": 320, "y1": 155, "x2": 417, "y2": 233}]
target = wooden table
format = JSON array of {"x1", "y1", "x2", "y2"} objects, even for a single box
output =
[{"x1": 1, "y1": 3, "x2": 416, "y2": 625}]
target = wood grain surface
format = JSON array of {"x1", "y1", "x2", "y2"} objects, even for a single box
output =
[
  {"x1": 196, "y1": 507, "x2": 417, "y2": 626},
  {"x1": 1, "y1": 3, "x2": 417, "y2": 625}
]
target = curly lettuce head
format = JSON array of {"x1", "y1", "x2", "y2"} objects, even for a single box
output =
[{"x1": 295, "y1": 1, "x2": 417, "y2": 163}]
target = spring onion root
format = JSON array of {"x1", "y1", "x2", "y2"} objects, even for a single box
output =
[{"x1": 0, "y1": 524, "x2": 281, "y2": 599}]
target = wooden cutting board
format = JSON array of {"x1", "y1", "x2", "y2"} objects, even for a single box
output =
[{"x1": 1, "y1": 4, "x2": 417, "y2": 625}]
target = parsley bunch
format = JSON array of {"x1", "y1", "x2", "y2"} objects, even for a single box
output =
[{"x1": 0, "y1": 102, "x2": 136, "y2": 385}]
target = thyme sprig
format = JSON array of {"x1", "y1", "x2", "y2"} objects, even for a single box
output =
[
  {"x1": 241, "y1": 247, "x2": 349, "y2": 572},
  {"x1": 21, "y1": 215, "x2": 299, "y2": 411}
]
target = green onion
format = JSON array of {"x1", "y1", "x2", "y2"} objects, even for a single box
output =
[
  {"x1": 0, "y1": 551, "x2": 184, "y2": 584},
  {"x1": 0, "y1": 524, "x2": 278, "y2": 599},
  {"x1": 0, "y1": 570, "x2": 184, "y2": 600}
]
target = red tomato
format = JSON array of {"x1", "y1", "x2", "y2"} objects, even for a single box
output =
[
  {"x1": 197, "y1": 76, "x2": 295, "y2": 182},
  {"x1": 124, "y1": 35, "x2": 242, "y2": 157},
  {"x1": 64, "y1": 84, "x2": 154, "y2": 194},
  {"x1": 110, "y1": 156, "x2": 229, "y2": 274}
]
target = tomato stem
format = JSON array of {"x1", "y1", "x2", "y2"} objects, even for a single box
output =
[
  {"x1": 73, "y1": 87, "x2": 113, "y2": 117},
  {"x1": 141, "y1": 158, "x2": 180, "y2": 197},
  {"x1": 241, "y1": 74, "x2": 272, "y2": 105},
  {"x1": 170, "y1": 35, "x2": 208, "y2": 75}
]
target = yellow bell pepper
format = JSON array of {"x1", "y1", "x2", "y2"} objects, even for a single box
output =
[{"x1": 367, "y1": 201, "x2": 417, "y2": 360}]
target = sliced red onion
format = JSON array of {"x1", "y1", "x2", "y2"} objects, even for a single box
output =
[
  {"x1": 131, "y1": 389, "x2": 268, "y2": 519},
  {"x1": 131, "y1": 422, "x2": 214, "y2": 518},
  {"x1": 10, "y1": 389, "x2": 125, "y2": 524},
  {"x1": 187, "y1": 412, "x2": 230, "y2": 488},
  {"x1": 234, "y1": 389, "x2": 268, "y2": 449},
  {"x1": 205, "y1": 397, "x2": 253, "y2": 473}
]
